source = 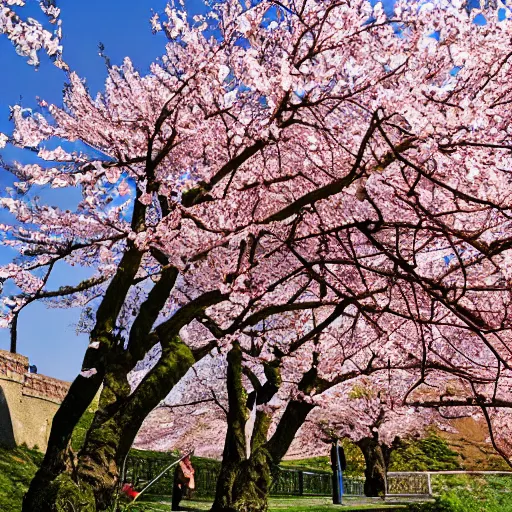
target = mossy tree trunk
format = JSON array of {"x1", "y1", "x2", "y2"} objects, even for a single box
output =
[
  {"x1": 212, "y1": 343, "x2": 251, "y2": 511},
  {"x1": 211, "y1": 344, "x2": 315, "y2": 512},
  {"x1": 71, "y1": 266, "x2": 184, "y2": 509},
  {"x1": 77, "y1": 338, "x2": 196, "y2": 509},
  {"x1": 357, "y1": 435, "x2": 388, "y2": 498},
  {"x1": 22, "y1": 245, "x2": 144, "y2": 512}
]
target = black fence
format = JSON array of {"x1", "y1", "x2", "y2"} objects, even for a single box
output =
[
  {"x1": 123, "y1": 454, "x2": 364, "y2": 498},
  {"x1": 342, "y1": 477, "x2": 365, "y2": 496},
  {"x1": 123, "y1": 455, "x2": 219, "y2": 497},
  {"x1": 271, "y1": 468, "x2": 332, "y2": 496}
]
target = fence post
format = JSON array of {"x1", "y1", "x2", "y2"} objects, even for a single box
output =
[
  {"x1": 427, "y1": 472, "x2": 432, "y2": 496},
  {"x1": 134, "y1": 460, "x2": 140, "y2": 486},
  {"x1": 298, "y1": 471, "x2": 304, "y2": 496}
]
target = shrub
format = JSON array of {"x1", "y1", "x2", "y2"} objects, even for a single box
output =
[{"x1": 391, "y1": 433, "x2": 460, "y2": 472}]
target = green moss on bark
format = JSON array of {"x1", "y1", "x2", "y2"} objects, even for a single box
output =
[
  {"x1": 212, "y1": 448, "x2": 273, "y2": 512},
  {"x1": 27, "y1": 473, "x2": 96, "y2": 512}
]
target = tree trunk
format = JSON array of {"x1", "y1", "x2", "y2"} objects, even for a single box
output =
[
  {"x1": 23, "y1": 246, "x2": 144, "y2": 512},
  {"x1": 211, "y1": 445, "x2": 274, "y2": 512},
  {"x1": 74, "y1": 359, "x2": 132, "y2": 510},
  {"x1": 38, "y1": 337, "x2": 196, "y2": 512},
  {"x1": 212, "y1": 344, "x2": 314, "y2": 512},
  {"x1": 85, "y1": 338, "x2": 195, "y2": 510},
  {"x1": 212, "y1": 401, "x2": 314, "y2": 512},
  {"x1": 212, "y1": 343, "x2": 255, "y2": 512},
  {"x1": 357, "y1": 436, "x2": 387, "y2": 497},
  {"x1": 22, "y1": 357, "x2": 106, "y2": 512},
  {"x1": 23, "y1": 281, "x2": 222, "y2": 511},
  {"x1": 21, "y1": 356, "x2": 131, "y2": 512}
]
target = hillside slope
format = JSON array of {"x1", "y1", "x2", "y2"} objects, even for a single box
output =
[
  {"x1": 442, "y1": 418, "x2": 509, "y2": 471},
  {"x1": 0, "y1": 444, "x2": 41, "y2": 512}
]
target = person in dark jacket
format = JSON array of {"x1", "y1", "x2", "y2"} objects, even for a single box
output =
[{"x1": 330, "y1": 441, "x2": 346, "y2": 504}]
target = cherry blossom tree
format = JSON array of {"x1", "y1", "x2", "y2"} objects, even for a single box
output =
[
  {"x1": 135, "y1": 304, "x2": 497, "y2": 510},
  {"x1": 305, "y1": 373, "x2": 453, "y2": 496},
  {"x1": 132, "y1": 311, "x2": 405, "y2": 511},
  {"x1": 0, "y1": 0, "x2": 65, "y2": 68},
  {"x1": 135, "y1": 320, "x2": 509, "y2": 505},
  {"x1": 0, "y1": 0, "x2": 512, "y2": 510}
]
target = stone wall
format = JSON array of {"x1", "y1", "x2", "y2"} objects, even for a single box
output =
[{"x1": 0, "y1": 349, "x2": 70, "y2": 451}]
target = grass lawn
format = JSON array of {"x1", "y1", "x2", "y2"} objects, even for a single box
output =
[
  {"x1": 127, "y1": 496, "x2": 411, "y2": 512},
  {"x1": 424, "y1": 474, "x2": 512, "y2": 512},
  {"x1": 269, "y1": 496, "x2": 407, "y2": 510},
  {"x1": 0, "y1": 444, "x2": 409, "y2": 512}
]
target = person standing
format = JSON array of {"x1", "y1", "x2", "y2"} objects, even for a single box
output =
[
  {"x1": 171, "y1": 454, "x2": 195, "y2": 511},
  {"x1": 330, "y1": 440, "x2": 347, "y2": 505}
]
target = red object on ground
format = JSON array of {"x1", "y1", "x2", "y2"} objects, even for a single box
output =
[{"x1": 122, "y1": 483, "x2": 139, "y2": 500}]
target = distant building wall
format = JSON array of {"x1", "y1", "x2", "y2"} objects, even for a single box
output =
[{"x1": 0, "y1": 349, "x2": 70, "y2": 451}]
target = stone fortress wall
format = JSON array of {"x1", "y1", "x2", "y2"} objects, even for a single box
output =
[{"x1": 0, "y1": 348, "x2": 70, "y2": 451}]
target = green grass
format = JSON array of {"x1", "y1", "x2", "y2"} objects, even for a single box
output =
[
  {"x1": 125, "y1": 497, "x2": 409, "y2": 512},
  {"x1": 0, "y1": 443, "x2": 42, "y2": 512},
  {"x1": 0, "y1": 446, "x2": 395, "y2": 512},
  {"x1": 268, "y1": 496, "x2": 408, "y2": 511}
]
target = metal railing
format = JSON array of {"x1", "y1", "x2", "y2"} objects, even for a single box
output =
[
  {"x1": 386, "y1": 471, "x2": 512, "y2": 497},
  {"x1": 123, "y1": 455, "x2": 364, "y2": 497},
  {"x1": 271, "y1": 469, "x2": 363, "y2": 497},
  {"x1": 125, "y1": 456, "x2": 512, "y2": 500},
  {"x1": 124, "y1": 456, "x2": 220, "y2": 497},
  {"x1": 387, "y1": 472, "x2": 432, "y2": 496}
]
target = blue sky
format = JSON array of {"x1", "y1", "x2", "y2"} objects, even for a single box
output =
[{"x1": 0, "y1": 0, "x2": 182, "y2": 380}]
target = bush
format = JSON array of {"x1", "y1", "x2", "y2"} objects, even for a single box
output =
[
  {"x1": 409, "y1": 475, "x2": 512, "y2": 512},
  {"x1": 408, "y1": 495, "x2": 468, "y2": 512},
  {"x1": 390, "y1": 433, "x2": 460, "y2": 472}
]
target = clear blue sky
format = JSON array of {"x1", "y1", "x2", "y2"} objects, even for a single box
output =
[{"x1": 0, "y1": 0, "x2": 191, "y2": 381}]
